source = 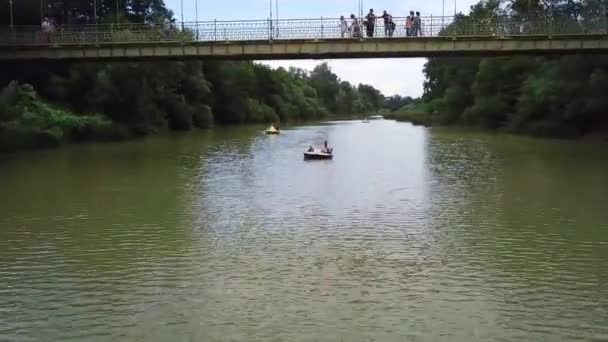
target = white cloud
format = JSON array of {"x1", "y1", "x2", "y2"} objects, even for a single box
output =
[{"x1": 261, "y1": 58, "x2": 427, "y2": 97}]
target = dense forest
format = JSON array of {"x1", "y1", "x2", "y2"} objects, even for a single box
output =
[
  {"x1": 391, "y1": 0, "x2": 608, "y2": 137},
  {"x1": 0, "y1": 1, "x2": 387, "y2": 152}
]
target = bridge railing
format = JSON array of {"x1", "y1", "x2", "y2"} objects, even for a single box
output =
[{"x1": 0, "y1": 15, "x2": 606, "y2": 47}]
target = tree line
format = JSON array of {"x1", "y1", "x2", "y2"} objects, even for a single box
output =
[
  {"x1": 392, "y1": 0, "x2": 608, "y2": 137},
  {"x1": 0, "y1": 1, "x2": 388, "y2": 153}
]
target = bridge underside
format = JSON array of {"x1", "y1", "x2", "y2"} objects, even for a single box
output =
[{"x1": 1, "y1": 35, "x2": 608, "y2": 61}]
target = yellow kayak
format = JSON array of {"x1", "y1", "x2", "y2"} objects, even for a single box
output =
[{"x1": 265, "y1": 125, "x2": 280, "y2": 134}]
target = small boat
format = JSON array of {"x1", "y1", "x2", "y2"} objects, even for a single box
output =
[
  {"x1": 369, "y1": 115, "x2": 384, "y2": 120},
  {"x1": 304, "y1": 147, "x2": 333, "y2": 160},
  {"x1": 304, "y1": 151, "x2": 333, "y2": 160},
  {"x1": 265, "y1": 124, "x2": 280, "y2": 135}
]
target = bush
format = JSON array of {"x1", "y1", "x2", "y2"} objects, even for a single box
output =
[
  {"x1": 167, "y1": 100, "x2": 194, "y2": 131},
  {"x1": 0, "y1": 124, "x2": 62, "y2": 153},
  {"x1": 0, "y1": 82, "x2": 112, "y2": 152},
  {"x1": 246, "y1": 98, "x2": 279, "y2": 123},
  {"x1": 193, "y1": 105, "x2": 214, "y2": 128},
  {"x1": 462, "y1": 95, "x2": 509, "y2": 129}
]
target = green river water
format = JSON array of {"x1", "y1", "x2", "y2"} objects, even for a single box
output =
[{"x1": 1, "y1": 120, "x2": 607, "y2": 341}]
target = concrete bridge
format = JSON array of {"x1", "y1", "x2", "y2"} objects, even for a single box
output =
[{"x1": 0, "y1": 16, "x2": 607, "y2": 61}]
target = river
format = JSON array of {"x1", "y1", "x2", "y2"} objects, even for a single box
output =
[{"x1": 1, "y1": 120, "x2": 607, "y2": 341}]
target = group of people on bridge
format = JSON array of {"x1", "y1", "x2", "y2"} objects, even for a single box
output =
[{"x1": 340, "y1": 9, "x2": 423, "y2": 38}]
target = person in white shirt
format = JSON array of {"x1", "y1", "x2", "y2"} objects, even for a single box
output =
[
  {"x1": 340, "y1": 16, "x2": 348, "y2": 38},
  {"x1": 349, "y1": 14, "x2": 361, "y2": 38},
  {"x1": 41, "y1": 17, "x2": 52, "y2": 43},
  {"x1": 41, "y1": 18, "x2": 51, "y2": 32}
]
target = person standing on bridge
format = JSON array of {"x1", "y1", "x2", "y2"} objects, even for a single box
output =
[
  {"x1": 340, "y1": 16, "x2": 349, "y2": 38},
  {"x1": 388, "y1": 15, "x2": 396, "y2": 37},
  {"x1": 349, "y1": 14, "x2": 361, "y2": 38},
  {"x1": 380, "y1": 10, "x2": 391, "y2": 37},
  {"x1": 415, "y1": 12, "x2": 422, "y2": 36},
  {"x1": 365, "y1": 9, "x2": 376, "y2": 37},
  {"x1": 41, "y1": 17, "x2": 52, "y2": 43},
  {"x1": 405, "y1": 12, "x2": 414, "y2": 37}
]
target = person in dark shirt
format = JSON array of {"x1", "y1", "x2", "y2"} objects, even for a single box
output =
[
  {"x1": 406, "y1": 11, "x2": 415, "y2": 36},
  {"x1": 388, "y1": 15, "x2": 395, "y2": 37},
  {"x1": 405, "y1": 15, "x2": 412, "y2": 36},
  {"x1": 365, "y1": 9, "x2": 376, "y2": 37},
  {"x1": 380, "y1": 10, "x2": 390, "y2": 37},
  {"x1": 323, "y1": 140, "x2": 333, "y2": 154}
]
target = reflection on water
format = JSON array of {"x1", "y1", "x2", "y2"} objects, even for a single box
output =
[{"x1": 1, "y1": 121, "x2": 607, "y2": 341}]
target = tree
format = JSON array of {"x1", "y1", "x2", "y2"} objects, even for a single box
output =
[{"x1": 417, "y1": 0, "x2": 608, "y2": 137}]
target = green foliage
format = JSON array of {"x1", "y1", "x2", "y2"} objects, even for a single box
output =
[
  {"x1": 357, "y1": 84, "x2": 384, "y2": 110},
  {"x1": 0, "y1": 59, "x2": 386, "y2": 152},
  {"x1": 193, "y1": 105, "x2": 214, "y2": 129},
  {"x1": 246, "y1": 99, "x2": 279, "y2": 123},
  {"x1": 0, "y1": 82, "x2": 112, "y2": 152},
  {"x1": 418, "y1": 0, "x2": 608, "y2": 137},
  {"x1": 384, "y1": 95, "x2": 414, "y2": 112}
]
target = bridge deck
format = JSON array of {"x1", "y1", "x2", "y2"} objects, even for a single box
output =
[{"x1": 1, "y1": 16, "x2": 607, "y2": 60}]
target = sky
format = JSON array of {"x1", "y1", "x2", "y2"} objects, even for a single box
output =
[{"x1": 163, "y1": 0, "x2": 479, "y2": 97}]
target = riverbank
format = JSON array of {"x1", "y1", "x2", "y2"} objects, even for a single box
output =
[
  {"x1": 1, "y1": 60, "x2": 390, "y2": 154},
  {"x1": 0, "y1": 82, "x2": 373, "y2": 154},
  {"x1": 385, "y1": 108, "x2": 608, "y2": 140},
  {"x1": 384, "y1": 111, "x2": 431, "y2": 127},
  {"x1": 0, "y1": 83, "x2": 126, "y2": 154}
]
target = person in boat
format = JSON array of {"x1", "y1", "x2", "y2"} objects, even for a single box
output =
[
  {"x1": 266, "y1": 123, "x2": 279, "y2": 133},
  {"x1": 307, "y1": 146, "x2": 314, "y2": 153},
  {"x1": 323, "y1": 140, "x2": 333, "y2": 154}
]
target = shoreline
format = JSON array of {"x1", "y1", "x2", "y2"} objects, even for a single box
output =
[
  {"x1": 4, "y1": 113, "x2": 607, "y2": 156},
  {"x1": 385, "y1": 111, "x2": 608, "y2": 141}
]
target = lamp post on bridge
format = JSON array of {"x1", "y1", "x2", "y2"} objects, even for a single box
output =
[
  {"x1": 8, "y1": 0, "x2": 14, "y2": 29},
  {"x1": 442, "y1": 0, "x2": 445, "y2": 29},
  {"x1": 180, "y1": 0, "x2": 184, "y2": 30},
  {"x1": 194, "y1": 0, "x2": 199, "y2": 39},
  {"x1": 93, "y1": 0, "x2": 97, "y2": 24},
  {"x1": 359, "y1": 0, "x2": 363, "y2": 19},
  {"x1": 605, "y1": 0, "x2": 608, "y2": 34},
  {"x1": 269, "y1": 0, "x2": 273, "y2": 39},
  {"x1": 195, "y1": 0, "x2": 198, "y2": 23},
  {"x1": 275, "y1": 0, "x2": 279, "y2": 37}
]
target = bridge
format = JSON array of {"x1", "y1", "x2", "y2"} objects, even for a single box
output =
[{"x1": 0, "y1": 16, "x2": 607, "y2": 61}]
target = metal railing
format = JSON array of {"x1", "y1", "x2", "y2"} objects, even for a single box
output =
[{"x1": 0, "y1": 15, "x2": 606, "y2": 47}]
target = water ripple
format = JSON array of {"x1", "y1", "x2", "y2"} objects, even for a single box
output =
[{"x1": 0, "y1": 122, "x2": 607, "y2": 341}]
